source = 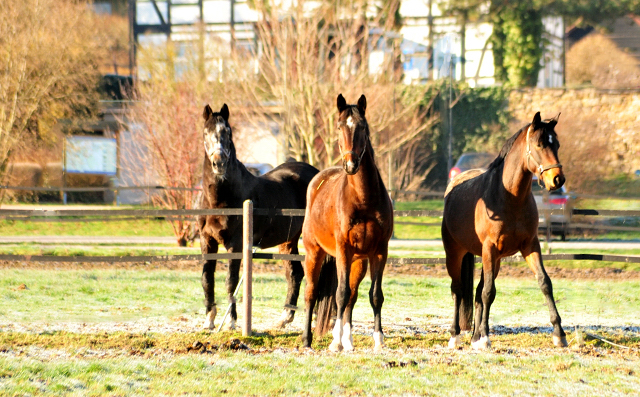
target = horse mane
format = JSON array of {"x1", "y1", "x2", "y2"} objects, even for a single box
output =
[{"x1": 486, "y1": 124, "x2": 527, "y2": 171}]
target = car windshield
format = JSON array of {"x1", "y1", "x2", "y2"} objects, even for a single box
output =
[{"x1": 456, "y1": 153, "x2": 494, "y2": 169}]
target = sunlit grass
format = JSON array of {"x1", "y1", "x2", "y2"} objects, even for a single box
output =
[{"x1": 1, "y1": 269, "x2": 639, "y2": 396}]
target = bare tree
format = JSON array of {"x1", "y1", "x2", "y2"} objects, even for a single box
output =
[
  {"x1": 0, "y1": 0, "x2": 105, "y2": 200},
  {"x1": 231, "y1": 0, "x2": 439, "y2": 193},
  {"x1": 125, "y1": 44, "x2": 239, "y2": 246}
]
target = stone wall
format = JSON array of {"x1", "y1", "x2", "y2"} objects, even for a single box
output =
[{"x1": 508, "y1": 88, "x2": 640, "y2": 190}]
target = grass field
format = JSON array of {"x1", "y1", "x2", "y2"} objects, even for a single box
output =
[
  {"x1": 1, "y1": 200, "x2": 639, "y2": 394},
  {"x1": 1, "y1": 269, "x2": 639, "y2": 395},
  {"x1": 2, "y1": 197, "x2": 639, "y2": 241}
]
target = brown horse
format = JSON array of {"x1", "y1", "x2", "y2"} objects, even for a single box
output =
[
  {"x1": 442, "y1": 112, "x2": 568, "y2": 349},
  {"x1": 301, "y1": 94, "x2": 393, "y2": 351}
]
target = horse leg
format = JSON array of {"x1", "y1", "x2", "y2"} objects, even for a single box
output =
[
  {"x1": 445, "y1": 247, "x2": 466, "y2": 348},
  {"x1": 224, "y1": 244, "x2": 242, "y2": 330},
  {"x1": 330, "y1": 246, "x2": 353, "y2": 352},
  {"x1": 274, "y1": 238, "x2": 304, "y2": 329},
  {"x1": 341, "y1": 259, "x2": 368, "y2": 351},
  {"x1": 471, "y1": 270, "x2": 484, "y2": 343},
  {"x1": 471, "y1": 245, "x2": 497, "y2": 350},
  {"x1": 200, "y1": 224, "x2": 218, "y2": 330},
  {"x1": 369, "y1": 250, "x2": 387, "y2": 352},
  {"x1": 522, "y1": 238, "x2": 567, "y2": 347},
  {"x1": 301, "y1": 242, "x2": 326, "y2": 349}
]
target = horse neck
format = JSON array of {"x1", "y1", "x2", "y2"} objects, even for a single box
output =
[
  {"x1": 203, "y1": 154, "x2": 250, "y2": 204},
  {"x1": 500, "y1": 135, "x2": 533, "y2": 201},
  {"x1": 346, "y1": 150, "x2": 383, "y2": 203}
]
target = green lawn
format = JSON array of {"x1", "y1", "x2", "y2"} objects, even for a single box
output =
[
  {"x1": 1, "y1": 345, "x2": 638, "y2": 396},
  {"x1": 2, "y1": 269, "x2": 639, "y2": 333},
  {"x1": 0, "y1": 218, "x2": 174, "y2": 237},
  {"x1": 1, "y1": 198, "x2": 639, "y2": 241},
  {"x1": 1, "y1": 269, "x2": 639, "y2": 395}
]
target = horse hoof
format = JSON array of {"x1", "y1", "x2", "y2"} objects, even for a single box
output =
[
  {"x1": 342, "y1": 338, "x2": 354, "y2": 351},
  {"x1": 329, "y1": 341, "x2": 343, "y2": 352},
  {"x1": 273, "y1": 319, "x2": 289, "y2": 329},
  {"x1": 553, "y1": 335, "x2": 568, "y2": 347},
  {"x1": 471, "y1": 336, "x2": 491, "y2": 350},
  {"x1": 373, "y1": 331, "x2": 385, "y2": 352},
  {"x1": 224, "y1": 319, "x2": 237, "y2": 331},
  {"x1": 448, "y1": 335, "x2": 461, "y2": 349},
  {"x1": 203, "y1": 309, "x2": 217, "y2": 330},
  {"x1": 274, "y1": 310, "x2": 294, "y2": 329}
]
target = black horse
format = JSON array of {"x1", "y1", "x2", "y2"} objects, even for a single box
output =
[{"x1": 199, "y1": 103, "x2": 325, "y2": 330}]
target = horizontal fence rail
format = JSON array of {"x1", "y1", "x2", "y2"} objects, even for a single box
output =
[
  {"x1": 1, "y1": 205, "x2": 639, "y2": 264},
  {"x1": 1, "y1": 185, "x2": 201, "y2": 192},
  {"x1": 4, "y1": 185, "x2": 640, "y2": 201},
  {"x1": 1, "y1": 253, "x2": 639, "y2": 264},
  {"x1": 2, "y1": 208, "x2": 637, "y2": 218},
  {"x1": 2, "y1": 208, "x2": 638, "y2": 233}
]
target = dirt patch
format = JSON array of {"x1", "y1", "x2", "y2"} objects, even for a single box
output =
[
  {"x1": 386, "y1": 262, "x2": 640, "y2": 280},
  {"x1": 1, "y1": 260, "x2": 639, "y2": 279}
]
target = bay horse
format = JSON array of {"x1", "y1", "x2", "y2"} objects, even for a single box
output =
[
  {"x1": 301, "y1": 94, "x2": 393, "y2": 351},
  {"x1": 442, "y1": 112, "x2": 568, "y2": 349},
  {"x1": 199, "y1": 103, "x2": 332, "y2": 330}
]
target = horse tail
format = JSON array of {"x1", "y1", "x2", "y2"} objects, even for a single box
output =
[
  {"x1": 459, "y1": 252, "x2": 475, "y2": 331},
  {"x1": 314, "y1": 255, "x2": 338, "y2": 336}
]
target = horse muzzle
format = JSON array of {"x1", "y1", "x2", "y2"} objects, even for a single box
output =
[
  {"x1": 209, "y1": 151, "x2": 228, "y2": 175},
  {"x1": 342, "y1": 153, "x2": 360, "y2": 175},
  {"x1": 541, "y1": 168, "x2": 565, "y2": 191},
  {"x1": 548, "y1": 173, "x2": 565, "y2": 191}
]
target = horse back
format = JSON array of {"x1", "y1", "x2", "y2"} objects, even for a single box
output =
[{"x1": 443, "y1": 169, "x2": 539, "y2": 257}]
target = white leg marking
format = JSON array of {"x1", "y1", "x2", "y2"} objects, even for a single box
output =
[
  {"x1": 329, "y1": 319, "x2": 343, "y2": 352},
  {"x1": 373, "y1": 331, "x2": 385, "y2": 352},
  {"x1": 471, "y1": 336, "x2": 491, "y2": 350},
  {"x1": 553, "y1": 335, "x2": 568, "y2": 347},
  {"x1": 342, "y1": 322, "x2": 354, "y2": 351},
  {"x1": 448, "y1": 335, "x2": 461, "y2": 349},
  {"x1": 274, "y1": 309, "x2": 294, "y2": 328},
  {"x1": 203, "y1": 307, "x2": 217, "y2": 330}
]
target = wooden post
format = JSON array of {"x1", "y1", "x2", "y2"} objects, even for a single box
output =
[{"x1": 242, "y1": 199, "x2": 253, "y2": 336}]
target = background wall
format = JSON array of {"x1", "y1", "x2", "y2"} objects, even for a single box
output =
[{"x1": 508, "y1": 88, "x2": 640, "y2": 193}]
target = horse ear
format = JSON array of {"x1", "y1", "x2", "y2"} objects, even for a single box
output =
[
  {"x1": 220, "y1": 104, "x2": 230, "y2": 121},
  {"x1": 547, "y1": 112, "x2": 560, "y2": 129},
  {"x1": 532, "y1": 112, "x2": 542, "y2": 129},
  {"x1": 203, "y1": 104, "x2": 213, "y2": 121},
  {"x1": 337, "y1": 94, "x2": 347, "y2": 112},
  {"x1": 357, "y1": 94, "x2": 366, "y2": 116}
]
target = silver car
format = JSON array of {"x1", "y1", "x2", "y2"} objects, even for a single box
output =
[{"x1": 532, "y1": 177, "x2": 574, "y2": 241}]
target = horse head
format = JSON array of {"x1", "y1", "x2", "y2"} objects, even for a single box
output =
[
  {"x1": 524, "y1": 112, "x2": 565, "y2": 191},
  {"x1": 336, "y1": 94, "x2": 369, "y2": 175},
  {"x1": 202, "y1": 103, "x2": 234, "y2": 176}
]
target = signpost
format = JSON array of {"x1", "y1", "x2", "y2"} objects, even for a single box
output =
[{"x1": 63, "y1": 136, "x2": 118, "y2": 204}]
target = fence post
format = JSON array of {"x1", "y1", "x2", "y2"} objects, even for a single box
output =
[{"x1": 242, "y1": 199, "x2": 253, "y2": 336}]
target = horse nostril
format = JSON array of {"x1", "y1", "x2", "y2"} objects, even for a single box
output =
[{"x1": 554, "y1": 175, "x2": 565, "y2": 188}]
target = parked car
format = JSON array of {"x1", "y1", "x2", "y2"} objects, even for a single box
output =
[
  {"x1": 448, "y1": 152, "x2": 495, "y2": 181},
  {"x1": 532, "y1": 177, "x2": 574, "y2": 241},
  {"x1": 244, "y1": 163, "x2": 274, "y2": 177}
]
